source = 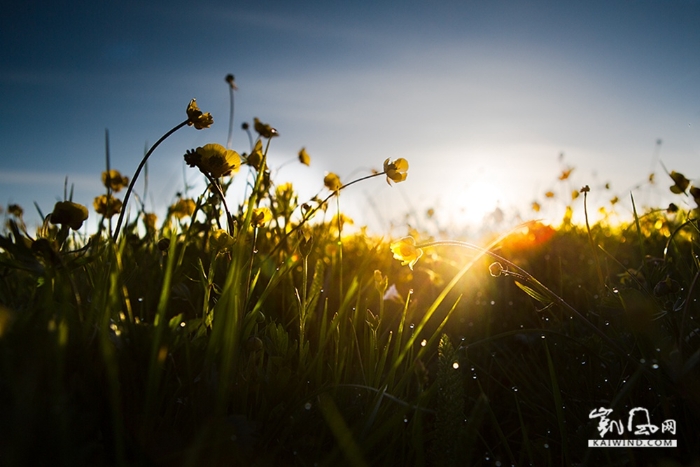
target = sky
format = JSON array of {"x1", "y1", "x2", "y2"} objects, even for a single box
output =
[{"x1": 1, "y1": 0, "x2": 699, "y2": 237}]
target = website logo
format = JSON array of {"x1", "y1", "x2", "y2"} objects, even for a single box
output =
[{"x1": 588, "y1": 407, "x2": 677, "y2": 448}]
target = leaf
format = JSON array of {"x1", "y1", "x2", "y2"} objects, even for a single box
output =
[{"x1": 514, "y1": 280, "x2": 552, "y2": 305}]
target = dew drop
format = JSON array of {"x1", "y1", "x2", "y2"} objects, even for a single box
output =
[
  {"x1": 420, "y1": 339, "x2": 427, "y2": 347},
  {"x1": 652, "y1": 364, "x2": 659, "y2": 369},
  {"x1": 452, "y1": 362, "x2": 460, "y2": 369},
  {"x1": 305, "y1": 402, "x2": 312, "y2": 410}
]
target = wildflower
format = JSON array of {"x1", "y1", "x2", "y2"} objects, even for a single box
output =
[
  {"x1": 298, "y1": 147, "x2": 311, "y2": 166},
  {"x1": 251, "y1": 207, "x2": 273, "y2": 227},
  {"x1": 373, "y1": 270, "x2": 388, "y2": 294},
  {"x1": 186, "y1": 99, "x2": 213, "y2": 130},
  {"x1": 184, "y1": 143, "x2": 241, "y2": 178},
  {"x1": 383, "y1": 158, "x2": 409, "y2": 185},
  {"x1": 489, "y1": 262, "x2": 504, "y2": 277},
  {"x1": 669, "y1": 170, "x2": 690, "y2": 194},
  {"x1": 558, "y1": 168, "x2": 574, "y2": 181},
  {"x1": 210, "y1": 228, "x2": 235, "y2": 251},
  {"x1": 8, "y1": 204, "x2": 23, "y2": 217},
  {"x1": 49, "y1": 201, "x2": 89, "y2": 230},
  {"x1": 169, "y1": 198, "x2": 196, "y2": 219},
  {"x1": 690, "y1": 187, "x2": 700, "y2": 206},
  {"x1": 330, "y1": 213, "x2": 353, "y2": 231},
  {"x1": 324, "y1": 172, "x2": 342, "y2": 192},
  {"x1": 225, "y1": 74, "x2": 237, "y2": 90},
  {"x1": 390, "y1": 236, "x2": 423, "y2": 270},
  {"x1": 143, "y1": 212, "x2": 157, "y2": 232},
  {"x1": 93, "y1": 194, "x2": 123, "y2": 217},
  {"x1": 245, "y1": 140, "x2": 265, "y2": 171},
  {"x1": 253, "y1": 117, "x2": 278, "y2": 138},
  {"x1": 298, "y1": 229, "x2": 313, "y2": 257},
  {"x1": 101, "y1": 169, "x2": 129, "y2": 192}
]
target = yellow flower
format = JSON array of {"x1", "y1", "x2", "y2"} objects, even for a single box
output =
[
  {"x1": 298, "y1": 147, "x2": 311, "y2": 166},
  {"x1": 253, "y1": 117, "x2": 278, "y2": 138},
  {"x1": 49, "y1": 201, "x2": 89, "y2": 230},
  {"x1": 330, "y1": 213, "x2": 353, "y2": 231},
  {"x1": 298, "y1": 229, "x2": 313, "y2": 257},
  {"x1": 184, "y1": 143, "x2": 241, "y2": 178},
  {"x1": 186, "y1": 99, "x2": 213, "y2": 130},
  {"x1": 101, "y1": 169, "x2": 129, "y2": 192},
  {"x1": 245, "y1": 140, "x2": 266, "y2": 171},
  {"x1": 390, "y1": 236, "x2": 423, "y2": 270},
  {"x1": 558, "y1": 167, "x2": 574, "y2": 181},
  {"x1": 93, "y1": 194, "x2": 123, "y2": 217},
  {"x1": 211, "y1": 228, "x2": 235, "y2": 251},
  {"x1": 383, "y1": 158, "x2": 409, "y2": 185},
  {"x1": 324, "y1": 172, "x2": 341, "y2": 192},
  {"x1": 251, "y1": 207, "x2": 273, "y2": 227},
  {"x1": 669, "y1": 170, "x2": 690, "y2": 194},
  {"x1": 373, "y1": 270, "x2": 388, "y2": 294},
  {"x1": 169, "y1": 198, "x2": 196, "y2": 219},
  {"x1": 143, "y1": 212, "x2": 157, "y2": 232}
]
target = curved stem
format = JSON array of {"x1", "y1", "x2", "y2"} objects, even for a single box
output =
[{"x1": 113, "y1": 120, "x2": 189, "y2": 240}]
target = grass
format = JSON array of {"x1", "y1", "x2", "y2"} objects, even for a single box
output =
[{"x1": 1, "y1": 80, "x2": 699, "y2": 466}]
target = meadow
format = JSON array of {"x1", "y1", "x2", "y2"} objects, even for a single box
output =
[{"x1": 1, "y1": 78, "x2": 699, "y2": 466}]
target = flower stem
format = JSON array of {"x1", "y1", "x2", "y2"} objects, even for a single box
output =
[
  {"x1": 227, "y1": 85, "x2": 235, "y2": 149},
  {"x1": 204, "y1": 175, "x2": 235, "y2": 236},
  {"x1": 263, "y1": 171, "x2": 385, "y2": 261},
  {"x1": 336, "y1": 193, "x2": 343, "y2": 299},
  {"x1": 113, "y1": 120, "x2": 189, "y2": 240},
  {"x1": 583, "y1": 190, "x2": 606, "y2": 289}
]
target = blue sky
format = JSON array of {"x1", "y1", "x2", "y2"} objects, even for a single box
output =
[{"x1": 2, "y1": 0, "x2": 699, "y2": 235}]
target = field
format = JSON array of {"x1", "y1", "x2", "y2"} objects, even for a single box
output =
[{"x1": 1, "y1": 85, "x2": 699, "y2": 466}]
